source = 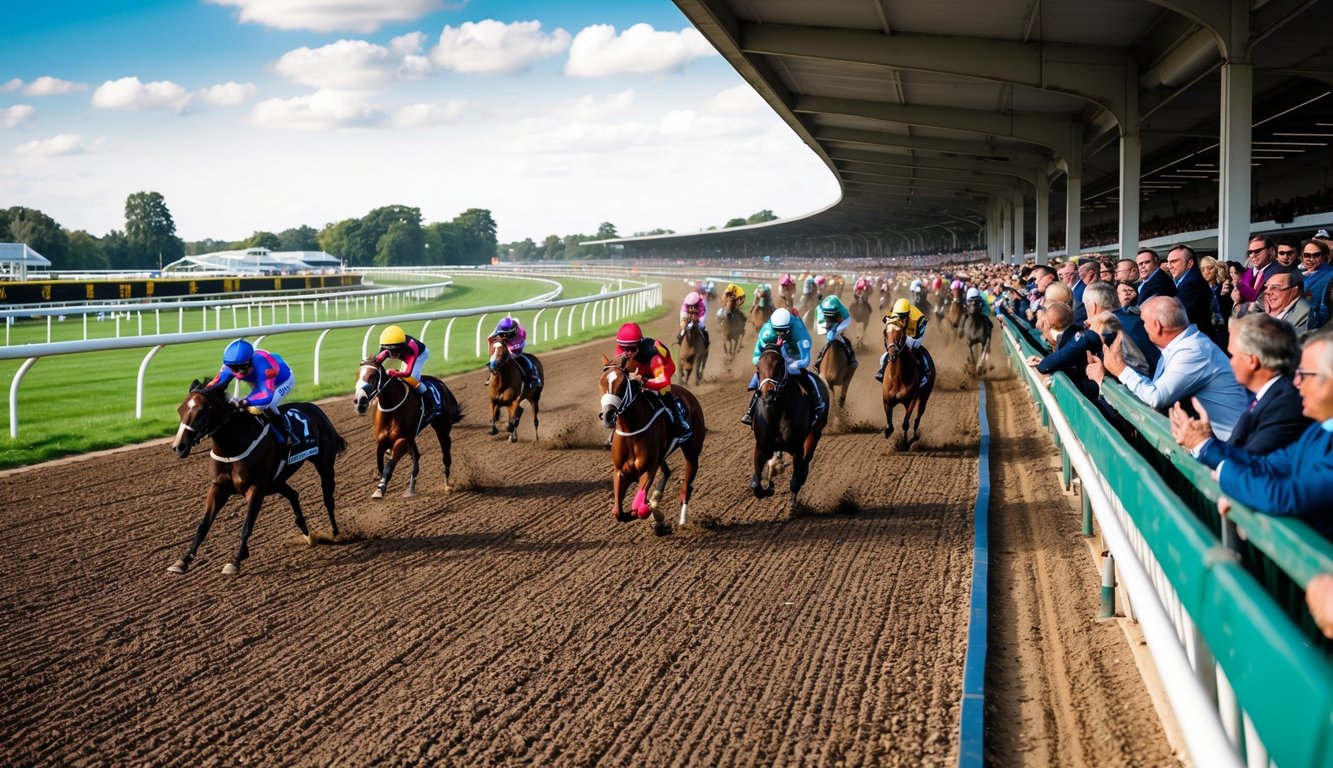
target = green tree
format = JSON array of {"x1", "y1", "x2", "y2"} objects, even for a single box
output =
[
  {"x1": 746, "y1": 209, "x2": 778, "y2": 224},
  {"x1": 724, "y1": 217, "x2": 748, "y2": 228},
  {"x1": 318, "y1": 219, "x2": 365, "y2": 265},
  {"x1": 543, "y1": 234, "x2": 563, "y2": 260},
  {"x1": 124, "y1": 191, "x2": 184, "y2": 269},
  {"x1": 4, "y1": 206, "x2": 70, "y2": 267},
  {"x1": 242, "y1": 231, "x2": 282, "y2": 250},
  {"x1": 595, "y1": 221, "x2": 619, "y2": 240},
  {"x1": 66, "y1": 230, "x2": 108, "y2": 271},
  {"x1": 277, "y1": 225, "x2": 319, "y2": 251},
  {"x1": 452, "y1": 208, "x2": 498, "y2": 264},
  {"x1": 632, "y1": 227, "x2": 675, "y2": 237},
  {"x1": 375, "y1": 220, "x2": 418, "y2": 267},
  {"x1": 100, "y1": 230, "x2": 133, "y2": 270}
]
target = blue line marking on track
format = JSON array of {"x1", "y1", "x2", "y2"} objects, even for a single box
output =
[{"x1": 958, "y1": 382, "x2": 991, "y2": 767}]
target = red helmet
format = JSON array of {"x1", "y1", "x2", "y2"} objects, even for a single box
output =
[{"x1": 616, "y1": 322, "x2": 644, "y2": 346}]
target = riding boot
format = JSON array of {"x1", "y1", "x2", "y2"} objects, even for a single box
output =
[
  {"x1": 702, "y1": 327, "x2": 710, "y2": 348},
  {"x1": 842, "y1": 336, "x2": 858, "y2": 368},
  {"x1": 914, "y1": 347, "x2": 933, "y2": 388},
  {"x1": 416, "y1": 381, "x2": 436, "y2": 421},
  {"x1": 874, "y1": 351, "x2": 888, "y2": 382},
  {"x1": 265, "y1": 409, "x2": 292, "y2": 447},
  {"x1": 740, "y1": 390, "x2": 759, "y2": 425},
  {"x1": 676, "y1": 327, "x2": 685, "y2": 343},
  {"x1": 660, "y1": 391, "x2": 692, "y2": 440},
  {"x1": 804, "y1": 369, "x2": 826, "y2": 425}
]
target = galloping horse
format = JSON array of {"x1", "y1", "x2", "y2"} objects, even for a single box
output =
[
  {"x1": 749, "y1": 346, "x2": 830, "y2": 510},
  {"x1": 962, "y1": 301, "x2": 993, "y2": 374},
  {"x1": 944, "y1": 286, "x2": 965, "y2": 337},
  {"x1": 850, "y1": 288, "x2": 872, "y2": 348},
  {"x1": 816, "y1": 337, "x2": 857, "y2": 412},
  {"x1": 881, "y1": 321, "x2": 935, "y2": 450},
  {"x1": 169, "y1": 380, "x2": 346, "y2": 575},
  {"x1": 779, "y1": 280, "x2": 798, "y2": 310},
  {"x1": 488, "y1": 341, "x2": 543, "y2": 443},
  {"x1": 353, "y1": 360, "x2": 462, "y2": 499},
  {"x1": 750, "y1": 289, "x2": 776, "y2": 334},
  {"x1": 598, "y1": 355, "x2": 705, "y2": 534},
  {"x1": 721, "y1": 293, "x2": 748, "y2": 360},
  {"x1": 677, "y1": 321, "x2": 708, "y2": 385}
]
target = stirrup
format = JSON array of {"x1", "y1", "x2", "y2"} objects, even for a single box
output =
[{"x1": 740, "y1": 410, "x2": 753, "y2": 425}]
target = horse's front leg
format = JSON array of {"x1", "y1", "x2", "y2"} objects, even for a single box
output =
[
  {"x1": 631, "y1": 469, "x2": 656, "y2": 519},
  {"x1": 490, "y1": 401, "x2": 501, "y2": 435},
  {"x1": 506, "y1": 402, "x2": 524, "y2": 443},
  {"x1": 433, "y1": 424, "x2": 453, "y2": 490},
  {"x1": 272, "y1": 479, "x2": 310, "y2": 545},
  {"x1": 678, "y1": 444, "x2": 701, "y2": 527},
  {"x1": 374, "y1": 438, "x2": 409, "y2": 499},
  {"x1": 751, "y1": 443, "x2": 775, "y2": 498},
  {"x1": 225, "y1": 488, "x2": 266, "y2": 575},
  {"x1": 898, "y1": 402, "x2": 915, "y2": 451},
  {"x1": 168, "y1": 482, "x2": 233, "y2": 574},
  {"x1": 404, "y1": 443, "x2": 421, "y2": 498},
  {"x1": 611, "y1": 468, "x2": 633, "y2": 523},
  {"x1": 883, "y1": 400, "x2": 897, "y2": 441}
]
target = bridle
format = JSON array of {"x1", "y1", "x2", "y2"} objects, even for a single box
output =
[
  {"x1": 178, "y1": 390, "x2": 239, "y2": 449},
  {"x1": 757, "y1": 345, "x2": 789, "y2": 400},
  {"x1": 357, "y1": 361, "x2": 408, "y2": 412},
  {"x1": 884, "y1": 321, "x2": 906, "y2": 363}
]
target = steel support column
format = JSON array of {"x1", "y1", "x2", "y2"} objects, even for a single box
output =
[{"x1": 1035, "y1": 171, "x2": 1050, "y2": 265}]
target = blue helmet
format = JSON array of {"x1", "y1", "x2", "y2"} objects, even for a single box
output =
[
  {"x1": 497, "y1": 317, "x2": 517, "y2": 334},
  {"x1": 222, "y1": 339, "x2": 254, "y2": 368}
]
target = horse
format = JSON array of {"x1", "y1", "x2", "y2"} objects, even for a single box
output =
[
  {"x1": 353, "y1": 360, "x2": 463, "y2": 499},
  {"x1": 488, "y1": 341, "x2": 543, "y2": 443},
  {"x1": 168, "y1": 380, "x2": 346, "y2": 575},
  {"x1": 881, "y1": 321, "x2": 935, "y2": 450},
  {"x1": 677, "y1": 320, "x2": 708, "y2": 386},
  {"x1": 779, "y1": 281, "x2": 798, "y2": 310},
  {"x1": 816, "y1": 336, "x2": 857, "y2": 412},
  {"x1": 721, "y1": 293, "x2": 748, "y2": 360},
  {"x1": 749, "y1": 346, "x2": 830, "y2": 511},
  {"x1": 598, "y1": 355, "x2": 705, "y2": 534},
  {"x1": 750, "y1": 289, "x2": 776, "y2": 334},
  {"x1": 944, "y1": 286, "x2": 965, "y2": 336},
  {"x1": 911, "y1": 288, "x2": 933, "y2": 319},
  {"x1": 962, "y1": 301, "x2": 993, "y2": 375},
  {"x1": 850, "y1": 289, "x2": 872, "y2": 348}
]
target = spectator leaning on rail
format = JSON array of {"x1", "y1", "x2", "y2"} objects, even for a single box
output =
[
  {"x1": 1261, "y1": 268, "x2": 1312, "y2": 336},
  {"x1": 1301, "y1": 238, "x2": 1333, "y2": 329},
  {"x1": 1083, "y1": 281, "x2": 1155, "y2": 377},
  {"x1": 208, "y1": 339, "x2": 296, "y2": 446},
  {"x1": 1026, "y1": 302, "x2": 1102, "y2": 401},
  {"x1": 1086, "y1": 296, "x2": 1249, "y2": 441},
  {"x1": 1135, "y1": 249, "x2": 1177, "y2": 304},
  {"x1": 1170, "y1": 314, "x2": 1311, "y2": 456},
  {"x1": 1168, "y1": 329, "x2": 1333, "y2": 537}
]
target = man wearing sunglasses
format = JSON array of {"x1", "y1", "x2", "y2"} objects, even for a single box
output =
[
  {"x1": 207, "y1": 338, "x2": 296, "y2": 447},
  {"x1": 1236, "y1": 236, "x2": 1280, "y2": 306},
  {"x1": 1300, "y1": 239, "x2": 1332, "y2": 329},
  {"x1": 1261, "y1": 269, "x2": 1311, "y2": 335}
]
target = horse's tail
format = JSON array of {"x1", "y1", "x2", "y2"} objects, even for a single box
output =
[
  {"x1": 334, "y1": 432, "x2": 348, "y2": 455},
  {"x1": 451, "y1": 401, "x2": 464, "y2": 424}
]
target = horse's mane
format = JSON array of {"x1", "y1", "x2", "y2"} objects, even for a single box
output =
[{"x1": 190, "y1": 378, "x2": 223, "y2": 397}]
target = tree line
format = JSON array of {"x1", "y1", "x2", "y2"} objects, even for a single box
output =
[{"x1": 496, "y1": 210, "x2": 779, "y2": 262}]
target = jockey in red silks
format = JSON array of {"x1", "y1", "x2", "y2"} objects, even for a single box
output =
[
  {"x1": 614, "y1": 322, "x2": 691, "y2": 439},
  {"x1": 677, "y1": 290, "x2": 710, "y2": 347},
  {"x1": 208, "y1": 338, "x2": 295, "y2": 445},
  {"x1": 854, "y1": 276, "x2": 870, "y2": 297}
]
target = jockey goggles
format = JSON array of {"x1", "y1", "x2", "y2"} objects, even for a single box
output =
[{"x1": 229, "y1": 363, "x2": 252, "y2": 375}]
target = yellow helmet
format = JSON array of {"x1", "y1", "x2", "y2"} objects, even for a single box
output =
[
  {"x1": 379, "y1": 325, "x2": 406, "y2": 346},
  {"x1": 891, "y1": 298, "x2": 912, "y2": 315}
]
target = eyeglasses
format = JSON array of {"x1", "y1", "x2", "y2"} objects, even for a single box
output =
[
  {"x1": 1294, "y1": 368, "x2": 1324, "y2": 385},
  {"x1": 1264, "y1": 284, "x2": 1296, "y2": 293},
  {"x1": 1247, "y1": 247, "x2": 1268, "y2": 255},
  {"x1": 1303, "y1": 252, "x2": 1324, "y2": 260}
]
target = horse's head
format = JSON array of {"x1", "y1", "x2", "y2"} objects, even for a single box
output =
[
  {"x1": 489, "y1": 340, "x2": 510, "y2": 373},
  {"x1": 883, "y1": 320, "x2": 907, "y2": 362},
  {"x1": 597, "y1": 354, "x2": 633, "y2": 429},
  {"x1": 173, "y1": 380, "x2": 229, "y2": 458},
  {"x1": 353, "y1": 359, "x2": 385, "y2": 415},
  {"x1": 725, "y1": 294, "x2": 741, "y2": 313},
  {"x1": 755, "y1": 346, "x2": 789, "y2": 408}
]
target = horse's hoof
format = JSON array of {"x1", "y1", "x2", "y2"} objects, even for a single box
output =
[
  {"x1": 304, "y1": 534, "x2": 314, "y2": 546},
  {"x1": 508, "y1": 434, "x2": 518, "y2": 444},
  {"x1": 654, "y1": 522, "x2": 673, "y2": 537},
  {"x1": 221, "y1": 563, "x2": 239, "y2": 576},
  {"x1": 403, "y1": 489, "x2": 416, "y2": 498},
  {"x1": 166, "y1": 560, "x2": 188, "y2": 574},
  {"x1": 489, "y1": 427, "x2": 498, "y2": 435},
  {"x1": 371, "y1": 488, "x2": 384, "y2": 500},
  {"x1": 883, "y1": 427, "x2": 893, "y2": 439},
  {"x1": 615, "y1": 511, "x2": 633, "y2": 523}
]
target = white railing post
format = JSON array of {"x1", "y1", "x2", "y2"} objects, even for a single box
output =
[
  {"x1": 314, "y1": 328, "x2": 332, "y2": 386},
  {"x1": 532, "y1": 308, "x2": 547, "y2": 348},
  {"x1": 135, "y1": 345, "x2": 164, "y2": 419},
  {"x1": 444, "y1": 317, "x2": 457, "y2": 361},
  {"x1": 46, "y1": 315, "x2": 52, "y2": 344},
  {"x1": 475, "y1": 314, "x2": 489, "y2": 358},
  {"x1": 9, "y1": 357, "x2": 38, "y2": 438},
  {"x1": 553, "y1": 307, "x2": 565, "y2": 340},
  {"x1": 580, "y1": 302, "x2": 589, "y2": 333},
  {"x1": 361, "y1": 326, "x2": 376, "y2": 361}
]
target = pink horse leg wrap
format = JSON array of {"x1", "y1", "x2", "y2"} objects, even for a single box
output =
[{"x1": 633, "y1": 488, "x2": 651, "y2": 518}]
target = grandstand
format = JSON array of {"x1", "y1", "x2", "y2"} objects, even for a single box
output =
[
  {"x1": 0, "y1": 243, "x2": 52, "y2": 281},
  {"x1": 163, "y1": 247, "x2": 341, "y2": 276}
]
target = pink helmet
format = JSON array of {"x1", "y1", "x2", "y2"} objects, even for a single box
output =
[
  {"x1": 779, "y1": 274, "x2": 794, "y2": 287},
  {"x1": 815, "y1": 275, "x2": 826, "y2": 286},
  {"x1": 685, "y1": 291, "x2": 702, "y2": 306}
]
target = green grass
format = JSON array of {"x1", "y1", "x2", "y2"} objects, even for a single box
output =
[{"x1": 0, "y1": 274, "x2": 662, "y2": 468}]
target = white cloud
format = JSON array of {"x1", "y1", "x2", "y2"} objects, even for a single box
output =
[
  {"x1": 14, "y1": 133, "x2": 98, "y2": 158},
  {"x1": 92, "y1": 77, "x2": 192, "y2": 112},
  {"x1": 2, "y1": 78, "x2": 23, "y2": 93},
  {"x1": 659, "y1": 109, "x2": 759, "y2": 138},
  {"x1": 249, "y1": 89, "x2": 387, "y2": 130},
  {"x1": 197, "y1": 82, "x2": 257, "y2": 106},
  {"x1": 431, "y1": 20, "x2": 570, "y2": 75},
  {"x1": 564, "y1": 24, "x2": 716, "y2": 78},
  {"x1": 24, "y1": 76, "x2": 90, "y2": 96},
  {"x1": 707, "y1": 84, "x2": 765, "y2": 115},
  {"x1": 393, "y1": 100, "x2": 466, "y2": 127},
  {"x1": 206, "y1": 0, "x2": 445, "y2": 33},
  {"x1": 3, "y1": 105, "x2": 36, "y2": 128},
  {"x1": 274, "y1": 35, "x2": 427, "y2": 89}
]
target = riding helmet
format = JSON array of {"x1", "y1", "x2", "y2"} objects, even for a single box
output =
[
  {"x1": 685, "y1": 291, "x2": 702, "y2": 306},
  {"x1": 891, "y1": 298, "x2": 913, "y2": 316},
  {"x1": 966, "y1": 287, "x2": 981, "y2": 301},
  {"x1": 820, "y1": 296, "x2": 841, "y2": 314},
  {"x1": 771, "y1": 308, "x2": 793, "y2": 331},
  {"x1": 815, "y1": 275, "x2": 826, "y2": 286},
  {"x1": 222, "y1": 339, "x2": 254, "y2": 367},
  {"x1": 497, "y1": 316, "x2": 517, "y2": 334},
  {"x1": 380, "y1": 325, "x2": 407, "y2": 347},
  {"x1": 616, "y1": 322, "x2": 644, "y2": 346}
]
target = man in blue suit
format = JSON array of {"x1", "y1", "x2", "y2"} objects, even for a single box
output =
[
  {"x1": 1165, "y1": 245, "x2": 1216, "y2": 340},
  {"x1": 1026, "y1": 302, "x2": 1102, "y2": 401},
  {"x1": 1301, "y1": 238, "x2": 1332, "y2": 329},
  {"x1": 1170, "y1": 329, "x2": 1333, "y2": 536},
  {"x1": 1135, "y1": 249, "x2": 1177, "y2": 304}
]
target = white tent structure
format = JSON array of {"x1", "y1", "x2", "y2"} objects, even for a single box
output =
[
  {"x1": 163, "y1": 247, "x2": 341, "y2": 275},
  {"x1": 0, "y1": 243, "x2": 52, "y2": 280}
]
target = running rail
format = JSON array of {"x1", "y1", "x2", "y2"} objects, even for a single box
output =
[{"x1": 956, "y1": 385, "x2": 991, "y2": 767}]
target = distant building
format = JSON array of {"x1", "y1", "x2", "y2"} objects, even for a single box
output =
[
  {"x1": 0, "y1": 243, "x2": 52, "y2": 280},
  {"x1": 163, "y1": 247, "x2": 342, "y2": 275}
]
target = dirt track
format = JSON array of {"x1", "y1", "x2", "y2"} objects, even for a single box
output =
[{"x1": 0, "y1": 287, "x2": 1171, "y2": 765}]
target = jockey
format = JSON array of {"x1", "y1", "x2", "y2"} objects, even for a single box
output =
[
  {"x1": 704, "y1": 280, "x2": 717, "y2": 297},
  {"x1": 814, "y1": 274, "x2": 827, "y2": 296},
  {"x1": 754, "y1": 283, "x2": 772, "y2": 307},
  {"x1": 614, "y1": 322, "x2": 691, "y2": 440},
  {"x1": 878, "y1": 299, "x2": 934, "y2": 387},
  {"x1": 814, "y1": 295, "x2": 857, "y2": 368},
  {"x1": 779, "y1": 273, "x2": 795, "y2": 292},
  {"x1": 376, "y1": 325, "x2": 440, "y2": 418},
  {"x1": 853, "y1": 277, "x2": 870, "y2": 298},
  {"x1": 802, "y1": 274, "x2": 817, "y2": 297},
  {"x1": 909, "y1": 278, "x2": 926, "y2": 306},
  {"x1": 742, "y1": 308, "x2": 826, "y2": 426},
  {"x1": 965, "y1": 286, "x2": 994, "y2": 332},
  {"x1": 488, "y1": 316, "x2": 541, "y2": 389},
  {"x1": 208, "y1": 339, "x2": 295, "y2": 446},
  {"x1": 718, "y1": 282, "x2": 747, "y2": 315},
  {"x1": 950, "y1": 277, "x2": 966, "y2": 294},
  {"x1": 678, "y1": 290, "x2": 710, "y2": 347}
]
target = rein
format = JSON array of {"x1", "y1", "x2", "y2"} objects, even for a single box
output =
[
  {"x1": 601, "y1": 365, "x2": 670, "y2": 437},
  {"x1": 360, "y1": 364, "x2": 410, "y2": 413}
]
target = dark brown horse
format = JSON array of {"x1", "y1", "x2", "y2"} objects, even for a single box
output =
[
  {"x1": 169, "y1": 380, "x2": 346, "y2": 575},
  {"x1": 677, "y1": 320, "x2": 707, "y2": 386},
  {"x1": 353, "y1": 360, "x2": 462, "y2": 499},
  {"x1": 488, "y1": 341, "x2": 543, "y2": 443},
  {"x1": 816, "y1": 336, "x2": 857, "y2": 412},
  {"x1": 881, "y1": 321, "x2": 935, "y2": 450},
  {"x1": 750, "y1": 289, "x2": 775, "y2": 333},
  {"x1": 944, "y1": 286, "x2": 965, "y2": 337},
  {"x1": 749, "y1": 347, "x2": 829, "y2": 512},
  {"x1": 598, "y1": 355, "x2": 705, "y2": 535},
  {"x1": 721, "y1": 293, "x2": 748, "y2": 360},
  {"x1": 850, "y1": 289, "x2": 872, "y2": 348}
]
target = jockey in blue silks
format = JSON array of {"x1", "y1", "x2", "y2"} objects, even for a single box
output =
[
  {"x1": 207, "y1": 339, "x2": 295, "y2": 446},
  {"x1": 740, "y1": 308, "x2": 825, "y2": 426}
]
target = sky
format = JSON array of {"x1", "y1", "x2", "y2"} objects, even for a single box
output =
[{"x1": 0, "y1": 0, "x2": 840, "y2": 244}]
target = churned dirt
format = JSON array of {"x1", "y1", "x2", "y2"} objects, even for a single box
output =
[{"x1": 0, "y1": 282, "x2": 1172, "y2": 766}]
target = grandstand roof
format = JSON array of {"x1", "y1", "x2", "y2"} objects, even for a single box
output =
[
  {"x1": 0, "y1": 243, "x2": 52, "y2": 280},
  {"x1": 164, "y1": 247, "x2": 341, "y2": 275}
]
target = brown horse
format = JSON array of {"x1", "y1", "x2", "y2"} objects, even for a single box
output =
[
  {"x1": 816, "y1": 336, "x2": 857, "y2": 411},
  {"x1": 944, "y1": 286, "x2": 965, "y2": 337},
  {"x1": 749, "y1": 347, "x2": 829, "y2": 511},
  {"x1": 721, "y1": 293, "x2": 748, "y2": 360},
  {"x1": 850, "y1": 289, "x2": 872, "y2": 348},
  {"x1": 353, "y1": 360, "x2": 462, "y2": 499},
  {"x1": 779, "y1": 281, "x2": 798, "y2": 310},
  {"x1": 598, "y1": 355, "x2": 705, "y2": 534},
  {"x1": 750, "y1": 289, "x2": 776, "y2": 333},
  {"x1": 169, "y1": 380, "x2": 346, "y2": 575},
  {"x1": 488, "y1": 341, "x2": 543, "y2": 443},
  {"x1": 881, "y1": 321, "x2": 935, "y2": 450},
  {"x1": 677, "y1": 320, "x2": 708, "y2": 385}
]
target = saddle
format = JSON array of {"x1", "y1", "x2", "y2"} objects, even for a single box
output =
[{"x1": 278, "y1": 408, "x2": 319, "y2": 462}]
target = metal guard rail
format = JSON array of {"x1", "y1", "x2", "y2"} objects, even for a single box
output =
[{"x1": 1001, "y1": 315, "x2": 1333, "y2": 768}]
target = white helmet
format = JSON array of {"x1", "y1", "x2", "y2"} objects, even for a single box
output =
[
  {"x1": 910, "y1": 279, "x2": 923, "y2": 291},
  {"x1": 771, "y1": 308, "x2": 793, "y2": 330},
  {"x1": 966, "y1": 287, "x2": 981, "y2": 301}
]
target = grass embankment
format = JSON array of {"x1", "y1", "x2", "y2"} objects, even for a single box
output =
[{"x1": 0, "y1": 274, "x2": 661, "y2": 468}]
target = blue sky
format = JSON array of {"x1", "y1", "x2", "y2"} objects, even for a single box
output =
[{"x1": 1, "y1": 1, "x2": 837, "y2": 243}]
